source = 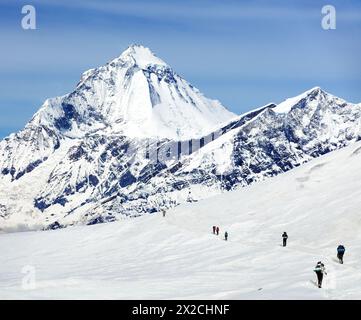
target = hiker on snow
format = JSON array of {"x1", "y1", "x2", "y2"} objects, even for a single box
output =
[
  {"x1": 282, "y1": 232, "x2": 288, "y2": 247},
  {"x1": 225, "y1": 231, "x2": 228, "y2": 241},
  {"x1": 337, "y1": 245, "x2": 346, "y2": 264},
  {"x1": 212, "y1": 226, "x2": 216, "y2": 234},
  {"x1": 216, "y1": 226, "x2": 219, "y2": 236},
  {"x1": 314, "y1": 261, "x2": 327, "y2": 288}
]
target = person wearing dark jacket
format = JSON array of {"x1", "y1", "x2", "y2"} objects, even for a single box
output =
[
  {"x1": 282, "y1": 232, "x2": 288, "y2": 247},
  {"x1": 216, "y1": 226, "x2": 219, "y2": 236},
  {"x1": 314, "y1": 261, "x2": 327, "y2": 288},
  {"x1": 225, "y1": 231, "x2": 228, "y2": 241},
  {"x1": 212, "y1": 226, "x2": 216, "y2": 234},
  {"x1": 337, "y1": 245, "x2": 346, "y2": 264}
]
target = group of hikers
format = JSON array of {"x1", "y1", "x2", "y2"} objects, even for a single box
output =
[
  {"x1": 164, "y1": 208, "x2": 346, "y2": 290},
  {"x1": 212, "y1": 226, "x2": 228, "y2": 241},
  {"x1": 210, "y1": 228, "x2": 346, "y2": 289},
  {"x1": 282, "y1": 232, "x2": 346, "y2": 288}
]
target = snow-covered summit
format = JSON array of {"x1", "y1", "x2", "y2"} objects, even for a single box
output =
[
  {"x1": 116, "y1": 44, "x2": 168, "y2": 69},
  {"x1": 31, "y1": 44, "x2": 235, "y2": 140},
  {"x1": 274, "y1": 86, "x2": 329, "y2": 114},
  {"x1": 78, "y1": 45, "x2": 167, "y2": 84}
]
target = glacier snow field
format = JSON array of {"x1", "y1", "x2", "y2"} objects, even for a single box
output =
[{"x1": 1, "y1": 141, "x2": 361, "y2": 299}]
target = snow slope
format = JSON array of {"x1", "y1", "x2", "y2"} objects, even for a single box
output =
[{"x1": 1, "y1": 141, "x2": 360, "y2": 299}]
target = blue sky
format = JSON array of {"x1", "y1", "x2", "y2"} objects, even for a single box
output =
[{"x1": 0, "y1": 0, "x2": 360, "y2": 138}]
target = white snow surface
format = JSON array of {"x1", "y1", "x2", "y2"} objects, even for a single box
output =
[{"x1": 1, "y1": 141, "x2": 361, "y2": 299}]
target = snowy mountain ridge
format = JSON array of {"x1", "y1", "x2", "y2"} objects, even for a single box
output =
[{"x1": 0, "y1": 45, "x2": 361, "y2": 231}]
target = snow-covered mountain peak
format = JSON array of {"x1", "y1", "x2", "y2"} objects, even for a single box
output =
[
  {"x1": 78, "y1": 45, "x2": 167, "y2": 85},
  {"x1": 64, "y1": 45, "x2": 235, "y2": 139},
  {"x1": 116, "y1": 44, "x2": 168, "y2": 69},
  {"x1": 305, "y1": 86, "x2": 322, "y2": 93},
  {"x1": 274, "y1": 86, "x2": 332, "y2": 114},
  {"x1": 9, "y1": 45, "x2": 236, "y2": 143}
]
